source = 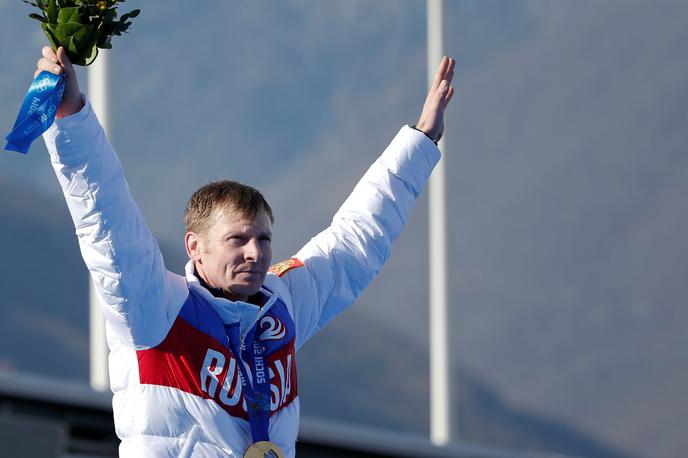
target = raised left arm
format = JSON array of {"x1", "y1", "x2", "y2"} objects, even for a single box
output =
[{"x1": 268, "y1": 57, "x2": 456, "y2": 349}]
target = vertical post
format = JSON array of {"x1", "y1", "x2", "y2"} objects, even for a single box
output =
[
  {"x1": 87, "y1": 50, "x2": 110, "y2": 392},
  {"x1": 427, "y1": 0, "x2": 452, "y2": 446}
]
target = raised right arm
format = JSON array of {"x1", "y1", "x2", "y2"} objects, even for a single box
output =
[{"x1": 40, "y1": 47, "x2": 187, "y2": 349}]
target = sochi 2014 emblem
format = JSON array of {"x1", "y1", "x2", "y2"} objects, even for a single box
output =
[{"x1": 259, "y1": 316, "x2": 286, "y2": 341}]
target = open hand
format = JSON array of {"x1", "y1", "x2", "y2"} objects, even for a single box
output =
[
  {"x1": 35, "y1": 46, "x2": 83, "y2": 118},
  {"x1": 415, "y1": 56, "x2": 455, "y2": 143}
]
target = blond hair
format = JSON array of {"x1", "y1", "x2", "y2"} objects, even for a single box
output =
[{"x1": 184, "y1": 180, "x2": 274, "y2": 235}]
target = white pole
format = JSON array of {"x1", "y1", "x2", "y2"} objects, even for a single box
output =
[
  {"x1": 427, "y1": 0, "x2": 452, "y2": 446},
  {"x1": 87, "y1": 50, "x2": 110, "y2": 392}
]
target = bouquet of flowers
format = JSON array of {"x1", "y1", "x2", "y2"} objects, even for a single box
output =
[{"x1": 23, "y1": 0, "x2": 140, "y2": 65}]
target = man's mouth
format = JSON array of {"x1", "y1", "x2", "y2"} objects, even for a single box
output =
[{"x1": 237, "y1": 269, "x2": 263, "y2": 275}]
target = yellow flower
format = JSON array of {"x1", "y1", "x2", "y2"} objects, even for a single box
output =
[{"x1": 97, "y1": 1, "x2": 108, "y2": 11}]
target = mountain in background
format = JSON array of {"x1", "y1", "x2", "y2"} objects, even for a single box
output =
[
  {"x1": 0, "y1": 177, "x2": 628, "y2": 457},
  {"x1": 300, "y1": 313, "x2": 630, "y2": 458},
  {"x1": 0, "y1": 174, "x2": 88, "y2": 377},
  {"x1": 1, "y1": 1, "x2": 687, "y2": 457},
  {"x1": 0, "y1": 174, "x2": 187, "y2": 378}
]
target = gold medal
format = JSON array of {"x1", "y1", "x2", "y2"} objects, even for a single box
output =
[{"x1": 243, "y1": 441, "x2": 285, "y2": 458}]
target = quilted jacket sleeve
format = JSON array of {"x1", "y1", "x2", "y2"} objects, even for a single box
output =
[
  {"x1": 43, "y1": 97, "x2": 188, "y2": 349},
  {"x1": 278, "y1": 126, "x2": 441, "y2": 350}
]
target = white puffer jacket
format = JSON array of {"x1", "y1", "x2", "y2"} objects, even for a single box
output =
[{"x1": 43, "y1": 98, "x2": 440, "y2": 457}]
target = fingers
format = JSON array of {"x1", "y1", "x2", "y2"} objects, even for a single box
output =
[
  {"x1": 36, "y1": 56, "x2": 63, "y2": 76},
  {"x1": 35, "y1": 47, "x2": 77, "y2": 78},
  {"x1": 56, "y1": 47, "x2": 75, "y2": 77},
  {"x1": 445, "y1": 86, "x2": 455, "y2": 105},
  {"x1": 429, "y1": 57, "x2": 456, "y2": 111},
  {"x1": 42, "y1": 46, "x2": 57, "y2": 62},
  {"x1": 435, "y1": 79, "x2": 453, "y2": 107},
  {"x1": 35, "y1": 46, "x2": 61, "y2": 77},
  {"x1": 33, "y1": 46, "x2": 83, "y2": 117},
  {"x1": 438, "y1": 79, "x2": 449, "y2": 99},
  {"x1": 431, "y1": 56, "x2": 449, "y2": 91},
  {"x1": 445, "y1": 57, "x2": 455, "y2": 86},
  {"x1": 431, "y1": 56, "x2": 455, "y2": 89},
  {"x1": 437, "y1": 57, "x2": 455, "y2": 108}
]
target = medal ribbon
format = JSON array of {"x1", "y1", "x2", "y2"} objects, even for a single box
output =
[
  {"x1": 225, "y1": 323, "x2": 272, "y2": 443},
  {"x1": 5, "y1": 71, "x2": 65, "y2": 154}
]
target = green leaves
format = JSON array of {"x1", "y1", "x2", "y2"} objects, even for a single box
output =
[
  {"x1": 23, "y1": 0, "x2": 140, "y2": 66},
  {"x1": 54, "y1": 23, "x2": 97, "y2": 65},
  {"x1": 28, "y1": 13, "x2": 47, "y2": 23},
  {"x1": 57, "y1": 5, "x2": 80, "y2": 23},
  {"x1": 46, "y1": 0, "x2": 56, "y2": 23}
]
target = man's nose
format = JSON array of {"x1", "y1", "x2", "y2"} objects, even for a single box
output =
[{"x1": 244, "y1": 238, "x2": 262, "y2": 261}]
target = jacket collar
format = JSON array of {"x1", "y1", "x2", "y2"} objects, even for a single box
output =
[{"x1": 184, "y1": 261, "x2": 277, "y2": 338}]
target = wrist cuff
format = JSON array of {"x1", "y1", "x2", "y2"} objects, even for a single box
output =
[{"x1": 411, "y1": 125, "x2": 439, "y2": 145}]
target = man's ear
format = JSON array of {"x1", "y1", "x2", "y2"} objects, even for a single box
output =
[{"x1": 185, "y1": 231, "x2": 202, "y2": 261}]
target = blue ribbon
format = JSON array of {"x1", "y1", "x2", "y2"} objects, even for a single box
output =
[
  {"x1": 5, "y1": 71, "x2": 65, "y2": 154},
  {"x1": 225, "y1": 323, "x2": 272, "y2": 444}
]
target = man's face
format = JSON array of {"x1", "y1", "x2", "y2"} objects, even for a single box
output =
[{"x1": 187, "y1": 207, "x2": 273, "y2": 302}]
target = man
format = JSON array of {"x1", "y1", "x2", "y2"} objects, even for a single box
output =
[{"x1": 36, "y1": 46, "x2": 455, "y2": 457}]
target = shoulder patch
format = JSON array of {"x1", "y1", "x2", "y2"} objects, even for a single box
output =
[{"x1": 269, "y1": 257, "x2": 304, "y2": 277}]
